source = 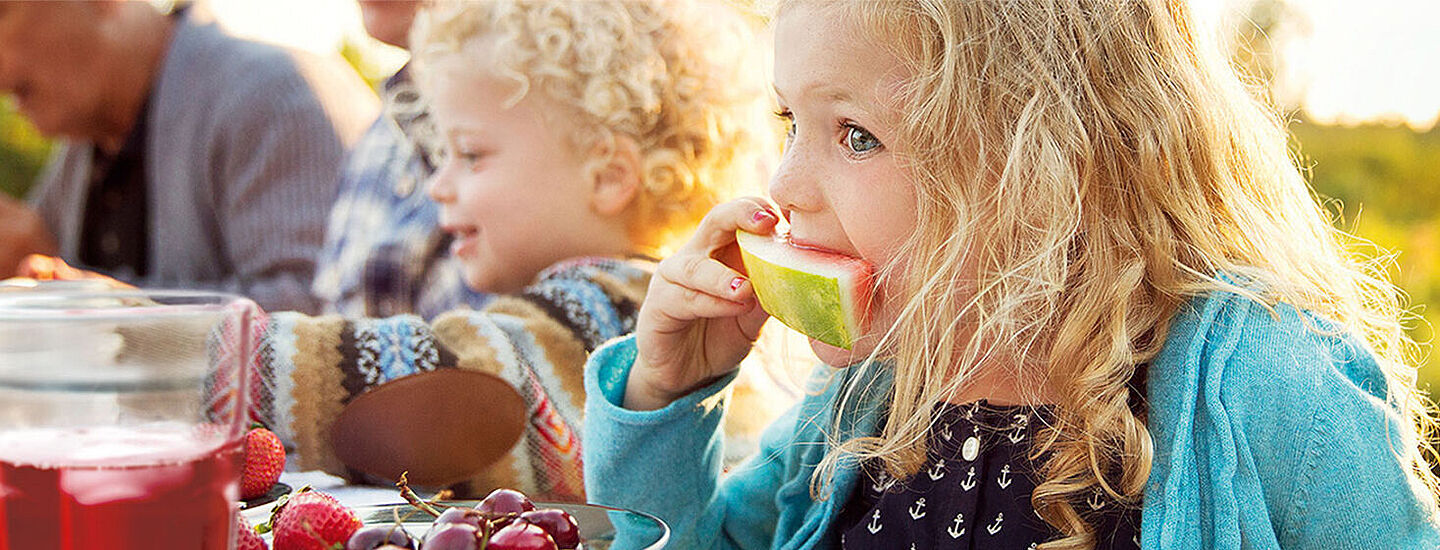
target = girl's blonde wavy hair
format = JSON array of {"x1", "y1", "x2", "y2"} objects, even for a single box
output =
[
  {"x1": 780, "y1": 1, "x2": 1440, "y2": 548},
  {"x1": 412, "y1": 0, "x2": 775, "y2": 256}
]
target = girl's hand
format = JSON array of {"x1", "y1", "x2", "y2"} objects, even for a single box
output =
[{"x1": 624, "y1": 198, "x2": 779, "y2": 410}]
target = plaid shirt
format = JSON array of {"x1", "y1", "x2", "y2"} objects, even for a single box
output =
[{"x1": 312, "y1": 67, "x2": 489, "y2": 319}]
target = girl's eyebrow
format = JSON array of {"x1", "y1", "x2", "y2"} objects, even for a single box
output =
[
  {"x1": 773, "y1": 83, "x2": 858, "y2": 108},
  {"x1": 811, "y1": 86, "x2": 853, "y2": 104}
]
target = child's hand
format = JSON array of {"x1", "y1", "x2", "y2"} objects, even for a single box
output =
[{"x1": 625, "y1": 198, "x2": 779, "y2": 410}]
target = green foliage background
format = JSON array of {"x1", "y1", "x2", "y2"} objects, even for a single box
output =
[{"x1": 1291, "y1": 120, "x2": 1440, "y2": 391}]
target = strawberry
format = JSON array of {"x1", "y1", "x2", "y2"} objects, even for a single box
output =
[
  {"x1": 235, "y1": 511, "x2": 269, "y2": 550},
  {"x1": 242, "y1": 425, "x2": 286, "y2": 500},
  {"x1": 269, "y1": 489, "x2": 362, "y2": 550}
]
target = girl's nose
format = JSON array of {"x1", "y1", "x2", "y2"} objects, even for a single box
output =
[{"x1": 768, "y1": 147, "x2": 822, "y2": 215}]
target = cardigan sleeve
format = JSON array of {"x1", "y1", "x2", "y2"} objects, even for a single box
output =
[
  {"x1": 1261, "y1": 314, "x2": 1440, "y2": 548},
  {"x1": 1142, "y1": 292, "x2": 1440, "y2": 549},
  {"x1": 582, "y1": 335, "x2": 792, "y2": 550}
]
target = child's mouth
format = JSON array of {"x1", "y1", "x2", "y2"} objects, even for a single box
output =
[{"x1": 444, "y1": 225, "x2": 480, "y2": 257}]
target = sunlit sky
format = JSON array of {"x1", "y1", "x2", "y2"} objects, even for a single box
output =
[{"x1": 207, "y1": 0, "x2": 1440, "y2": 131}]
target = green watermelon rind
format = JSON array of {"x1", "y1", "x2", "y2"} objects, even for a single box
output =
[{"x1": 735, "y1": 230, "x2": 869, "y2": 350}]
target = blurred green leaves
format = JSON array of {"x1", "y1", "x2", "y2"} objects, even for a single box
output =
[{"x1": 1293, "y1": 120, "x2": 1440, "y2": 389}]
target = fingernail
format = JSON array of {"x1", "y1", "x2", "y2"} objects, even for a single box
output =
[
  {"x1": 752, "y1": 210, "x2": 774, "y2": 223},
  {"x1": 730, "y1": 277, "x2": 746, "y2": 291}
]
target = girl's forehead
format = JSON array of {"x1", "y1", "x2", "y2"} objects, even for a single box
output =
[{"x1": 772, "y1": 3, "x2": 903, "y2": 109}]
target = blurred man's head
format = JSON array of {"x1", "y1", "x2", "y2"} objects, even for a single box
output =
[
  {"x1": 0, "y1": 1, "x2": 169, "y2": 147},
  {"x1": 359, "y1": 0, "x2": 421, "y2": 49}
]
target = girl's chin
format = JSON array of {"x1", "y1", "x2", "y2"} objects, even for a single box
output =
[{"x1": 809, "y1": 338, "x2": 874, "y2": 367}]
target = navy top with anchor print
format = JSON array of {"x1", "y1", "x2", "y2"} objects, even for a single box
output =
[{"x1": 838, "y1": 401, "x2": 1141, "y2": 550}]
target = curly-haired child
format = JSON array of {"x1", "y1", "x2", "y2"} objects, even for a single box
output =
[
  {"x1": 583, "y1": 0, "x2": 1440, "y2": 548},
  {"x1": 255, "y1": 0, "x2": 777, "y2": 502}
]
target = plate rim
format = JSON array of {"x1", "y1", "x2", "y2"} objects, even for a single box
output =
[{"x1": 238, "y1": 481, "x2": 293, "y2": 510}]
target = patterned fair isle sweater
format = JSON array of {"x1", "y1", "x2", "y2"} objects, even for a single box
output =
[{"x1": 256, "y1": 257, "x2": 649, "y2": 502}]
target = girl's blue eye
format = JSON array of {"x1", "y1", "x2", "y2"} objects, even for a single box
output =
[{"x1": 845, "y1": 124, "x2": 881, "y2": 154}]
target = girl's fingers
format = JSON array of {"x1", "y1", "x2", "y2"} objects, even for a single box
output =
[
  {"x1": 683, "y1": 197, "x2": 780, "y2": 255},
  {"x1": 647, "y1": 277, "x2": 755, "y2": 324},
  {"x1": 658, "y1": 253, "x2": 753, "y2": 304}
]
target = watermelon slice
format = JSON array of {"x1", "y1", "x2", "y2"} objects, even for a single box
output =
[{"x1": 735, "y1": 230, "x2": 875, "y2": 350}]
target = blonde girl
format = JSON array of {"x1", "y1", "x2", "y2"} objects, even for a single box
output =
[{"x1": 582, "y1": 0, "x2": 1440, "y2": 548}]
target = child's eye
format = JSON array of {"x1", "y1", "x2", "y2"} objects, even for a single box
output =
[
  {"x1": 774, "y1": 108, "x2": 795, "y2": 141},
  {"x1": 844, "y1": 124, "x2": 882, "y2": 155},
  {"x1": 453, "y1": 150, "x2": 487, "y2": 171}
]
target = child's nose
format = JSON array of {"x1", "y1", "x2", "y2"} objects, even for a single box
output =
[
  {"x1": 768, "y1": 150, "x2": 822, "y2": 214},
  {"x1": 425, "y1": 170, "x2": 454, "y2": 203}
]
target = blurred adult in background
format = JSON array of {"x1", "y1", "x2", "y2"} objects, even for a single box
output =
[
  {"x1": 312, "y1": 0, "x2": 489, "y2": 318},
  {"x1": 0, "y1": 1, "x2": 377, "y2": 312}
]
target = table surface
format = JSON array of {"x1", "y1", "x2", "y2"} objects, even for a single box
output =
[{"x1": 241, "y1": 470, "x2": 412, "y2": 523}]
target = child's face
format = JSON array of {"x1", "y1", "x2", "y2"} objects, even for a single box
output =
[
  {"x1": 771, "y1": 3, "x2": 918, "y2": 363},
  {"x1": 426, "y1": 60, "x2": 601, "y2": 294}
]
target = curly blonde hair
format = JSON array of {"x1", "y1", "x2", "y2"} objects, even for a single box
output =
[
  {"x1": 412, "y1": 0, "x2": 775, "y2": 256},
  {"x1": 777, "y1": 1, "x2": 1440, "y2": 548}
]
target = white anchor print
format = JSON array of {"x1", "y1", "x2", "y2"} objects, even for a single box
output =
[
  {"x1": 909, "y1": 545, "x2": 917, "y2": 550},
  {"x1": 1008, "y1": 413, "x2": 1029, "y2": 443},
  {"x1": 960, "y1": 466, "x2": 977, "y2": 491},
  {"x1": 871, "y1": 471, "x2": 895, "y2": 494},
  {"x1": 986, "y1": 512, "x2": 1005, "y2": 535},
  {"x1": 947, "y1": 513, "x2": 966, "y2": 538},
  {"x1": 1087, "y1": 491, "x2": 1106, "y2": 510},
  {"x1": 908, "y1": 497, "x2": 927, "y2": 520},
  {"x1": 997, "y1": 464, "x2": 1013, "y2": 489},
  {"x1": 866, "y1": 509, "x2": 882, "y2": 534},
  {"x1": 965, "y1": 402, "x2": 980, "y2": 419},
  {"x1": 927, "y1": 459, "x2": 947, "y2": 481},
  {"x1": 940, "y1": 423, "x2": 953, "y2": 441}
]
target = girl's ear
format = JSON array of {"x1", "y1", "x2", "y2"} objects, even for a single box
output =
[{"x1": 587, "y1": 135, "x2": 642, "y2": 216}]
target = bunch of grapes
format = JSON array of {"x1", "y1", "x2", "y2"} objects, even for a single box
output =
[{"x1": 346, "y1": 489, "x2": 581, "y2": 550}]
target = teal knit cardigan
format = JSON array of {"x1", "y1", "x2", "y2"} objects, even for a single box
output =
[{"x1": 583, "y1": 290, "x2": 1440, "y2": 549}]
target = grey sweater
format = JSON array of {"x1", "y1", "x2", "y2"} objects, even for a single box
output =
[{"x1": 29, "y1": 9, "x2": 378, "y2": 313}]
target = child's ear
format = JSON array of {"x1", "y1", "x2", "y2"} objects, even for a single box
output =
[{"x1": 587, "y1": 135, "x2": 642, "y2": 216}]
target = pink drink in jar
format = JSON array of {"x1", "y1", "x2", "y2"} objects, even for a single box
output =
[{"x1": 0, "y1": 424, "x2": 243, "y2": 550}]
